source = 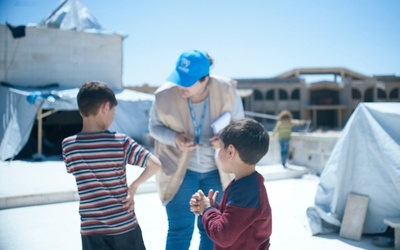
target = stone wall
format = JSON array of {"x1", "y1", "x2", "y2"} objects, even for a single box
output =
[{"x1": 259, "y1": 132, "x2": 340, "y2": 175}]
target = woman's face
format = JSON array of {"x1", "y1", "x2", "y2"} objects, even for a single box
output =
[{"x1": 178, "y1": 77, "x2": 208, "y2": 99}]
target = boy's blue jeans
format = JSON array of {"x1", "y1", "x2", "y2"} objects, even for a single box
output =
[
  {"x1": 165, "y1": 169, "x2": 223, "y2": 250},
  {"x1": 279, "y1": 138, "x2": 290, "y2": 165}
]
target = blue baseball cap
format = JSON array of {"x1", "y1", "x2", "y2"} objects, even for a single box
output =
[{"x1": 167, "y1": 50, "x2": 210, "y2": 88}]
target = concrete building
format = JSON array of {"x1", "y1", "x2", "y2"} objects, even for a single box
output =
[
  {"x1": 236, "y1": 68, "x2": 400, "y2": 129},
  {"x1": 0, "y1": 23, "x2": 124, "y2": 90}
]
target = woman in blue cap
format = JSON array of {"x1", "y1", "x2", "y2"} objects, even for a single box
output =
[{"x1": 149, "y1": 49, "x2": 244, "y2": 250}]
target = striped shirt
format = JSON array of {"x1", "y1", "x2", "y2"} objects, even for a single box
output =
[{"x1": 62, "y1": 130, "x2": 151, "y2": 236}]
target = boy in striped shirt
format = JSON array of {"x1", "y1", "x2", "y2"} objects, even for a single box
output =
[{"x1": 62, "y1": 81, "x2": 161, "y2": 250}]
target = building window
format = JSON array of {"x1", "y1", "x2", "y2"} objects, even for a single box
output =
[
  {"x1": 352, "y1": 88, "x2": 361, "y2": 99},
  {"x1": 291, "y1": 111, "x2": 300, "y2": 119},
  {"x1": 254, "y1": 89, "x2": 263, "y2": 100},
  {"x1": 310, "y1": 89, "x2": 339, "y2": 105},
  {"x1": 291, "y1": 89, "x2": 300, "y2": 100},
  {"x1": 377, "y1": 89, "x2": 387, "y2": 99},
  {"x1": 279, "y1": 89, "x2": 288, "y2": 100},
  {"x1": 266, "y1": 90, "x2": 275, "y2": 100},
  {"x1": 365, "y1": 88, "x2": 373, "y2": 102},
  {"x1": 389, "y1": 88, "x2": 399, "y2": 99}
]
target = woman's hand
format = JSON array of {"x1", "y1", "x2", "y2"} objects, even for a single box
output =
[
  {"x1": 175, "y1": 133, "x2": 197, "y2": 151},
  {"x1": 209, "y1": 136, "x2": 220, "y2": 150}
]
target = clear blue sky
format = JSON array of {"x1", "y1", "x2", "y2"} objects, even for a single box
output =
[{"x1": 1, "y1": 0, "x2": 400, "y2": 87}]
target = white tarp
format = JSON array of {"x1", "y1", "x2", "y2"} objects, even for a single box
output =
[
  {"x1": 307, "y1": 102, "x2": 400, "y2": 235},
  {"x1": 0, "y1": 85, "x2": 154, "y2": 161},
  {"x1": 37, "y1": 0, "x2": 110, "y2": 34}
]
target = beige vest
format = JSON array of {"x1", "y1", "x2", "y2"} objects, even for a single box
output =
[{"x1": 154, "y1": 76, "x2": 236, "y2": 205}]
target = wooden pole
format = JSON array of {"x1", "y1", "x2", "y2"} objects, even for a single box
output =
[
  {"x1": 36, "y1": 108, "x2": 58, "y2": 156},
  {"x1": 37, "y1": 108, "x2": 43, "y2": 155}
]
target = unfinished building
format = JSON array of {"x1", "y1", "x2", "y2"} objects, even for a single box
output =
[{"x1": 236, "y1": 68, "x2": 400, "y2": 129}]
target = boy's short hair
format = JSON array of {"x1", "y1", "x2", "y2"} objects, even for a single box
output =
[
  {"x1": 77, "y1": 81, "x2": 118, "y2": 117},
  {"x1": 219, "y1": 118, "x2": 269, "y2": 165}
]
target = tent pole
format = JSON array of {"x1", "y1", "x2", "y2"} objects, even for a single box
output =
[
  {"x1": 36, "y1": 108, "x2": 58, "y2": 157},
  {"x1": 37, "y1": 108, "x2": 43, "y2": 155}
]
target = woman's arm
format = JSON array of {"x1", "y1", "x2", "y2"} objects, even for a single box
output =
[{"x1": 148, "y1": 101, "x2": 177, "y2": 146}]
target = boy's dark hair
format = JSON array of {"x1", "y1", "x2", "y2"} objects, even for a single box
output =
[
  {"x1": 219, "y1": 118, "x2": 269, "y2": 165},
  {"x1": 77, "y1": 81, "x2": 118, "y2": 117}
]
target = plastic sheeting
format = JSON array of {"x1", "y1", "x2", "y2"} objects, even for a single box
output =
[
  {"x1": 39, "y1": 0, "x2": 102, "y2": 32},
  {"x1": 35, "y1": 0, "x2": 125, "y2": 37},
  {"x1": 0, "y1": 86, "x2": 154, "y2": 161},
  {"x1": 307, "y1": 103, "x2": 400, "y2": 235}
]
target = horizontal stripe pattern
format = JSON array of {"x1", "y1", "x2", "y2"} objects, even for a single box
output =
[
  {"x1": 62, "y1": 131, "x2": 151, "y2": 235},
  {"x1": 273, "y1": 120, "x2": 295, "y2": 139}
]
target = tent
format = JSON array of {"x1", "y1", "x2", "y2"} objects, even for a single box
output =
[
  {"x1": 307, "y1": 102, "x2": 400, "y2": 235},
  {"x1": 36, "y1": 0, "x2": 122, "y2": 36},
  {"x1": 0, "y1": 84, "x2": 154, "y2": 161},
  {"x1": 0, "y1": 0, "x2": 154, "y2": 160}
]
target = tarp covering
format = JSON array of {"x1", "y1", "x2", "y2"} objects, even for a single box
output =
[
  {"x1": 0, "y1": 85, "x2": 154, "y2": 161},
  {"x1": 307, "y1": 102, "x2": 400, "y2": 235},
  {"x1": 35, "y1": 0, "x2": 125, "y2": 37},
  {"x1": 39, "y1": 0, "x2": 100, "y2": 30},
  {"x1": 38, "y1": 0, "x2": 105, "y2": 33}
]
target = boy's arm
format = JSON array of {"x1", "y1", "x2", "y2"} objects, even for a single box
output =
[
  {"x1": 201, "y1": 179, "x2": 268, "y2": 248},
  {"x1": 122, "y1": 154, "x2": 161, "y2": 211},
  {"x1": 202, "y1": 204, "x2": 261, "y2": 247},
  {"x1": 129, "y1": 154, "x2": 161, "y2": 191}
]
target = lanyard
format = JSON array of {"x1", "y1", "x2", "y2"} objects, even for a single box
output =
[{"x1": 188, "y1": 98, "x2": 208, "y2": 144}]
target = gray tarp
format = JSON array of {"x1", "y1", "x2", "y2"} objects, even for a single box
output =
[
  {"x1": 307, "y1": 102, "x2": 400, "y2": 235},
  {"x1": 0, "y1": 85, "x2": 154, "y2": 161}
]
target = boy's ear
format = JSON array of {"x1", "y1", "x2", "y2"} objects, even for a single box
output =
[
  {"x1": 227, "y1": 144, "x2": 236, "y2": 158},
  {"x1": 100, "y1": 102, "x2": 110, "y2": 113}
]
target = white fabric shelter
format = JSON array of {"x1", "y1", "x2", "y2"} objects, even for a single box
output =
[
  {"x1": 307, "y1": 103, "x2": 400, "y2": 234},
  {"x1": 0, "y1": 85, "x2": 154, "y2": 161}
]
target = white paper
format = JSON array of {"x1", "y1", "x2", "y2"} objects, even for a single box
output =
[{"x1": 211, "y1": 111, "x2": 231, "y2": 135}]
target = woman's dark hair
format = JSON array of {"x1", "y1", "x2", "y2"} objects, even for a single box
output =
[{"x1": 199, "y1": 52, "x2": 214, "y2": 82}]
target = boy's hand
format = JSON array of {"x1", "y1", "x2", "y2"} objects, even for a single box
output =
[
  {"x1": 190, "y1": 189, "x2": 218, "y2": 215},
  {"x1": 207, "y1": 189, "x2": 219, "y2": 207},
  {"x1": 189, "y1": 191, "x2": 204, "y2": 216},
  {"x1": 122, "y1": 187, "x2": 137, "y2": 212}
]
